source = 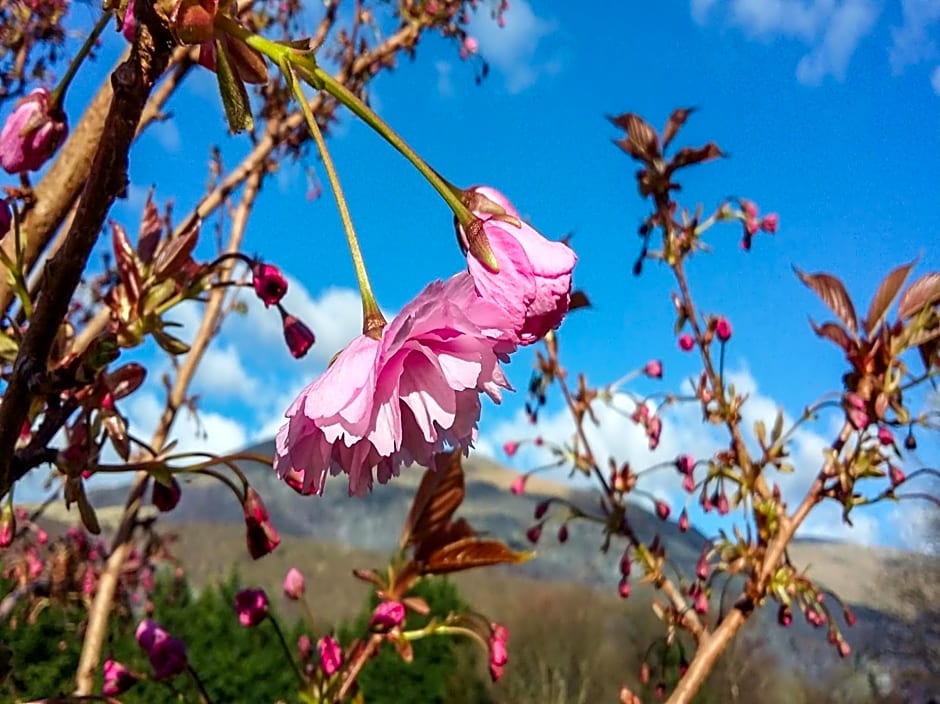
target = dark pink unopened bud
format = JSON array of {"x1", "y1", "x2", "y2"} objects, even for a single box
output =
[
  {"x1": 252, "y1": 262, "x2": 288, "y2": 307},
  {"x1": 619, "y1": 552, "x2": 632, "y2": 577},
  {"x1": 678, "y1": 510, "x2": 689, "y2": 533},
  {"x1": 0, "y1": 87, "x2": 68, "y2": 173},
  {"x1": 844, "y1": 393, "x2": 869, "y2": 430},
  {"x1": 639, "y1": 662, "x2": 650, "y2": 685},
  {"x1": 715, "y1": 317, "x2": 732, "y2": 342},
  {"x1": 694, "y1": 591, "x2": 708, "y2": 615},
  {"x1": 740, "y1": 200, "x2": 758, "y2": 219},
  {"x1": 678, "y1": 334, "x2": 694, "y2": 351},
  {"x1": 370, "y1": 600, "x2": 406, "y2": 632},
  {"x1": 243, "y1": 488, "x2": 281, "y2": 559},
  {"x1": 526, "y1": 523, "x2": 542, "y2": 544},
  {"x1": 488, "y1": 623, "x2": 508, "y2": 682},
  {"x1": 318, "y1": 635, "x2": 343, "y2": 676},
  {"x1": 655, "y1": 500, "x2": 670, "y2": 521},
  {"x1": 889, "y1": 465, "x2": 905, "y2": 486},
  {"x1": 280, "y1": 309, "x2": 315, "y2": 359},
  {"x1": 298, "y1": 634, "x2": 313, "y2": 661},
  {"x1": 778, "y1": 604, "x2": 792, "y2": 627},
  {"x1": 682, "y1": 474, "x2": 696, "y2": 493},
  {"x1": 283, "y1": 567, "x2": 305, "y2": 600},
  {"x1": 151, "y1": 477, "x2": 181, "y2": 512},
  {"x1": 121, "y1": 0, "x2": 137, "y2": 41},
  {"x1": 716, "y1": 492, "x2": 730, "y2": 516},
  {"x1": 135, "y1": 619, "x2": 188, "y2": 679},
  {"x1": 103, "y1": 658, "x2": 138, "y2": 696},
  {"x1": 643, "y1": 359, "x2": 663, "y2": 379},
  {"x1": 695, "y1": 555, "x2": 709, "y2": 581},
  {"x1": 510, "y1": 474, "x2": 527, "y2": 496},
  {"x1": 655, "y1": 682, "x2": 666, "y2": 699},
  {"x1": 503, "y1": 440, "x2": 519, "y2": 456},
  {"x1": 618, "y1": 577, "x2": 631, "y2": 599},
  {"x1": 647, "y1": 414, "x2": 662, "y2": 451},
  {"x1": 759, "y1": 213, "x2": 779, "y2": 233},
  {"x1": 557, "y1": 523, "x2": 569, "y2": 543},
  {"x1": 676, "y1": 454, "x2": 695, "y2": 476},
  {"x1": 877, "y1": 426, "x2": 894, "y2": 446},
  {"x1": 234, "y1": 588, "x2": 269, "y2": 627},
  {"x1": 837, "y1": 640, "x2": 851, "y2": 658},
  {"x1": 843, "y1": 608, "x2": 857, "y2": 627},
  {"x1": 533, "y1": 500, "x2": 550, "y2": 520}
]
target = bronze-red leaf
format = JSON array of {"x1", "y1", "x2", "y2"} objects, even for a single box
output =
[
  {"x1": 898, "y1": 272, "x2": 940, "y2": 320},
  {"x1": 864, "y1": 261, "x2": 915, "y2": 335},
  {"x1": 809, "y1": 320, "x2": 854, "y2": 352},
  {"x1": 569, "y1": 290, "x2": 591, "y2": 311},
  {"x1": 794, "y1": 267, "x2": 858, "y2": 336},
  {"x1": 668, "y1": 142, "x2": 724, "y2": 171},
  {"x1": 610, "y1": 112, "x2": 661, "y2": 164},
  {"x1": 662, "y1": 107, "x2": 695, "y2": 150},
  {"x1": 400, "y1": 450, "x2": 465, "y2": 550},
  {"x1": 421, "y1": 537, "x2": 533, "y2": 575}
]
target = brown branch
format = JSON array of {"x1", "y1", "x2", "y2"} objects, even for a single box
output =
[
  {"x1": 665, "y1": 422, "x2": 853, "y2": 704},
  {"x1": 72, "y1": 161, "x2": 266, "y2": 694},
  {"x1": 0, "y1": 23, "x2": 173, "y2": 498}
]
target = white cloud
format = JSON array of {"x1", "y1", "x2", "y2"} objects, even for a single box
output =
[
  {"x1": 125, "y1": 391, "x2": 249, "y2": 456},
  {"x1": 889, "y1": 0, "x2": 940, "y2": 72},
  {"x1": 469, "y1": 0, "x2": 559, "y2": 93},
  {"x1": 435, "y1": 61, "x2": 454, "y2": 98},
  {"x1": 191, "y1": 344, "x2": 260, "y2": 402},
  {"x1": 796, "y1": 0, "x2": 880, "y2": 84},
  {"x1": 694, "y1": 0, "x2": 881, "y2": 84}
]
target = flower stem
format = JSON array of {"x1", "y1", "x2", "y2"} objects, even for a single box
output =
[
  {"x1": 308, "y1": 66, "x2": 475, "y2": 226},
  {"x1": 187, "y1": 664, "x2": 215, "y2": 704},
  {"x1": 50, "y1": 11, "x2": 111, "y2": 111},
  {"x1": 268, "y1": 616, "x2": 307, "y2": 687},
  {"x1": 283, "y1": 62, "x2": 385, "y2": 336}
]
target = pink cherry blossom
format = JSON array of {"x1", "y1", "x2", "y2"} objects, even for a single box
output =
[
  {"x1": 283, "y1": 567, "x2": 305, "y2": 600},
  {"x1": 318, "y1": 635, "x2": 343, "y2": 676},
  {"x1": 370, "y1": 600, "x2": 406, "y2": 631},
  {"x1": 0, "y1": 87, "x2": 68, "y2": 173},
  {"x1": 103, "y1": 659, "x2": 138, "y2": 696},
  {"x1": 461, "y1": 186, "x2": 576, "y2": 345},
  {"x1": 234, "y1": 588, "x2": 269, "y2": 627},
  {"x1": 274, "y1": 273, "x2": 515, "y2": 496}
]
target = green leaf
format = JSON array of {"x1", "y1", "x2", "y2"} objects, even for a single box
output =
[{"x1": 214, "y1": 37, "x2": 254, "y2": 133}]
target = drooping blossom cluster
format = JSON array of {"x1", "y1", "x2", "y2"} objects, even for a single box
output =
[{"x1": 274, "y1": 187, "x2": 575, "y2": 495}]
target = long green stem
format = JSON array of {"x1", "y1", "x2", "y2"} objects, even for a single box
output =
[
  {"x1": 268, "y1": 616, "x2": 307, "y2": 687},
  {"x1": 50, "y1": 11, "x2": 111, "y2": 110},
  {"x1": 284, "y1": 63, "x2": 385, "y2": 335}
]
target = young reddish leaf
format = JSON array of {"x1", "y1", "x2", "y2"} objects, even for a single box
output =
[
  {"x1": 610, "y1": 113, "x2": 661, "y2": 163},
  {"x1": 71, "y1": 481, "x2": 101, "y2": 535},
  {"x1": 668, "y1": 142, "x2": 724, "y2": 171},
  {"x1": 809, "y1": 320, "x2": 854, "y2": 352},
  {"x1": 153, "y1": 222, "x2": 199, "y2": 279},
  {"x1": 352, "y1": 568, "x2": 385, "y2": 588},
  {"x1": 223, "y1": 35, "x2": 269, "y2": 85},
  {"x1": 421, "y1": 537, "x2": 534, "y2": 575},
  {"x1": 400, "y1": 450, "x2": 465, "y2": 550},
  {"x1": 662, "y1": 107, "x2": 695, "y2": 151},
  {"x1": 864, "y1": 261, "x2": 915, "y2": 335},
  {"x1": 413, "y1": 517, "x2": 476, "y2": 563},
  {"x1": 111, "y1": 222, "x2": 142, "y2": 307},
  {"x1": 794, "y1": 268, "x2": 858, "y2": 336},
  {"x1": 569, "y1": 290, "x2": 591, "y2": 311},
  {"x1": 391, "y1": 635, "x2": 414, "y2": 663},
  {"x1": 107, "y1": 362, "x2": 147, "y2": 400},
  {"x1": 898, "y1": 272, "x2": 940, "y2": 320},
  {"x1": 137, "y1": 191, "x2": 163, "y2": 265}
]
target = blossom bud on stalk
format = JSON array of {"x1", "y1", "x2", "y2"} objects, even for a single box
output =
[
  {"x1": 151, "y1": 477, "x2": 181, "y2": 512},
  {"x1": 488, "y1": 624, "x2": 509, "y2": 682},
  {"x1": 278, "y1": 307, "x2": 315, "y2": 359},
  {"x1": 234, "y1": 588, "x2": 270, "y2": 627},
  {"x1": 0, "y1": 87, "x2": 68, "y2": 173},
  {"x1": 283, "y1": 567, "x2": 305, "y2": 600},
  {"x1": 318, "y1": 635, "x2": 343, "y2": 676},
  {"x1": 103, "y1": 659, "x2": 138, "y2": 696},
  {"x1": 252, "y1": 262, "x2": 288, "y2": 307},
  {"x1": 370, "y1": 600, "x2": 406, "y2": 632}
]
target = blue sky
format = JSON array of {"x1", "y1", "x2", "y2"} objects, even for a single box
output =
[{"x1": 16, "y1": 1, "x2": 940, "y2": 550}]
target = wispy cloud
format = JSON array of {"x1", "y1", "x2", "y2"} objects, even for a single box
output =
[
  {"x1": 889, "y1": 0, "x2": 940, "y2": 72},
  {"x1": 469, "y1": 0, "x2": 560, "y2": 93},
  {"x1": 692, "y1": 0, "x2": 881, "y2": 85},
  {"x1": 933, "y1": 64, "x2": 940, "y2": 92}
]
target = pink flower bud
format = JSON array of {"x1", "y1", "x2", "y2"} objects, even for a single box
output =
[
  {"x1": 298, "y1": 634, "x2": 313, "y2": 661},
  {"x1": 759, "y1": 213, "x2": 778, "y2": 233},
  {"x1": 640, "y1": 662, "x2": 650, "y2": 685},
  {"x1": 526, "y1": 523, "x2": 542, "y2": 544},
  {"x1": 678, "y1": 334, "x2": 694, "y2": 351},
  {"x1": 36, "y1": 528, "x2": 48, "y2": 545},
  {"x1": 279, "y1": 309, "x2": 315, "y2": 358},
  {"x1": 678, "y1": 510, "x2": 689, "y2": 533},
  {"x1": 619, "y1": 551, "x2": 632, "y2": 577},
  {"x1": 121, "y1": 0, "x2": 137, "y2": 41},
  {"x1": 778, "y1": 604, "x2": 792, "y2": 627},
  {"x1": 463, "y1": 36, "x2": 479, "y2": 54},
  {"x1": 655, "y1": 500, "x2": 670, "y2": 521},
  {"x1": 283, "y1": 567, "x2": 305, "y2": 600},
  {"x1": 557, "y1": 523, "x2": 569, "y2": 543},
  {"x1": 694, "y1": 591, "x2": 708, "y2": 614},
  {"x1": 889, "y1": 465, "x2": 905, "y2": 486},
  {"x1": 655, "y1": 683, "x2": 666, "y2": 699},
  {"x1": 843, "y1": 608, "x2": 857, "y2": 627},
  {"x1": 534, "y1": 500, "x2": 550, "y2": 520},
  {"x1": 0, "y1": 88, "x2": 68, "y2": 173},
  {"x1": 243, "y1": 488, "x2": 281, "y2": 559},
  {"x1": 151, "y1": 477, "x2": 181, "y2": 512},
  {"x1": 715, "y1": 317, "x2": 732, "y2": 342},
  {"x1": 318, "y1": 635, "x2": 343, "y2": 676},
  {"x1": 643, "y1": 359, "x2": 663, "y2": 379},
  {"x1": 843, "y1": 393, "x2": 869, "y2": 430},
  {"x1": 103, "y1": 659, "x2": 138, "y2": 696},
  {"x1": 0, "y1": 505, "x2": 14, "y2": 548},
  {"x1": 745, "y1": 217, "x2": 759, "y2": 236},
  {"x1": 234, "y1": 588, "x2": 269, "y2": 627},
  {"x1": 136, "y1": 620, "x2": 188, "y2": 679},
  {"x1": 877, "y1": 426, "x2": 894, "y2": 446},
  {"x1": 740, "y1": 200, "x2": 758, "y2": 219},
  {"x1": 488, "y1": 624, "x2": 508, "y2": 681},
  {"x1": 252, "y1": 262, "x2": 288, "y2": 307},
  {"x1": 837, "y1": 640, "x2": 851, "y2": 658},
  {"x1": 676, "y1": 454, "x2": 695, "y2": 476},
  {"x1": 503, "y1": 440, "x2": 519, "y2": 457},
  {"x1": 370, "y1": 600, "x2": 406, "y2": 632},
  {"x1": 647, "y1": 415, "x2": 662, "y2": 451},
  {"x1": 716, "y1": 492, "x2": 730, "y2": 516},
  {"x1": 695, "y1": 555, "x2": 709, "y2": 581},
  {"x1": 510, "y1": 474, "x2": 527, "y2": 496},
  {"x1": 618, "y1": 577, "x2": 631, "y2": 599},
  {"x1": 682, "y1": 474, "x2": 696, "y2": 493}
]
